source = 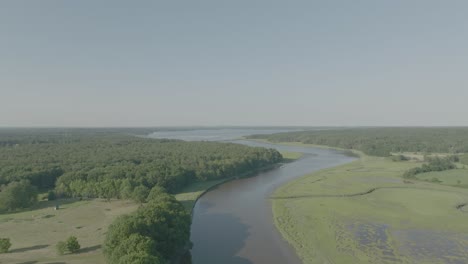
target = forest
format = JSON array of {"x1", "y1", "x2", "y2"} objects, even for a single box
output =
[
  {"x1": 248, "y1": 127, "x2": 468, "y2": 156},
  {"x1": 0, "y1": 128, "x2": 282, "y2": 212}
]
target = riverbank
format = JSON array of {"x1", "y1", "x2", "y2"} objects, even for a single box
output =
[
  {"x1": 175, "y1": 150, "x2": 303, "y2": 212},
  {"x1": 172, "y1": 149, "x2": 301, "y2": 264},
  {"x1": 270, "y1": 142, "x2": 468, "y2": 264}
]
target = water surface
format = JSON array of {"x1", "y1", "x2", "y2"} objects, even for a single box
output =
[{"x1": 151, "y1": 129, "x2": 355, "y2": 264}]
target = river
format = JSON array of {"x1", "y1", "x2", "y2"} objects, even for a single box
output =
[{"x1": 149, "y1": 129, "x2": 355, "y2": 264}]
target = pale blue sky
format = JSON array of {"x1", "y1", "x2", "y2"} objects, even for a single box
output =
[{"x1": 1, "y1": 1, "x2": 467, "y2": 127}]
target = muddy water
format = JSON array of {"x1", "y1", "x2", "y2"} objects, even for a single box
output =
[{"x1": 190, "y1": 140, "x2": 356, "y2": 264}]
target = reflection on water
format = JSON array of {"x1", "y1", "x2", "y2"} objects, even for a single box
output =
[{"x1": 190, "y1": 138, "x2": 356, "y2": 263}]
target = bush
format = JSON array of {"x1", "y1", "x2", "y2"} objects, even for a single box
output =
[
  {"x1": 56, "y1": 236, "x2": 80, "y2": 255},
  {"x1": 56, "y1": 241, "x2": 67, "y2": 255},
  {"x1": 66, "y1": 236, "x2": 81, "y2": 253},
  {"x1": 0, "y1": 238, "x2": 11, "y2": 253},
  {"x1": 430, "y1": 177, "x2": 442, "y2": 183},
  {"x1": 392, "y1": 155, "x2": 409, "y2": 162}
]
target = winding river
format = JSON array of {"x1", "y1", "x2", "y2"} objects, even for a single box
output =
[{"x1": 150, "y1": 129, "x2": 355, "y2": 264}]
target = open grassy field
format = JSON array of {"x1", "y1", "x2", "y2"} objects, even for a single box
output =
[
  {"x1": 0, "y1": 199, "x2": 138, "y2": 264},
  {"x1": 416, "y1": 169, "x2": 468, "y2": 187},
  {"x1": 272, "y1": 144, "x2": 468, "y2": 264}
]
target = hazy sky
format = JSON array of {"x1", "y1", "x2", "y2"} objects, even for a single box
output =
[{"x1": 1, "y1": 1, "x2": 467, "y2": 127}]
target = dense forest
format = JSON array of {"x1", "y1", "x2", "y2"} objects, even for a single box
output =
[
  {"x1": 0, "y1": 129, "x2": 282, "y2": 212},
  {"x1": 248, "y1": 127, "x2": 468, "y2": 156}
]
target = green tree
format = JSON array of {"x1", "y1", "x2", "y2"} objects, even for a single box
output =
[
  {"x1": 132, "y1": 185, "x2": 149, "y2": 203},
  {"x1": 146, "y1": 186, "x2": 168, "y2": 202},
  {"x1": 120, "y1": 179, "x2": 134, "y2": 199},
  {"x1": 118, "y1": 252, "x2": 164, "y2": 264},
  {"x1": 66, "y1": 236, "x2": 81, "y2": 253},
  {"x1": 56, "y1": 236, "x2": 81, "y2": 255},
  {"x1": 107, "y1": 234, "x2": 159, "y2": 264},
  {"x1": 0, "y1": 238, "x2": 11, "y2": 254},
  {"x1": 0, "y1": 180, "x2": 37, "y2": 212}
]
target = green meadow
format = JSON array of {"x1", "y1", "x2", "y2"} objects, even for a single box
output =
[
  {"x1": 0, "y1": 199, "x2": 138, "y2": 264},
  {"x1": 416, "y1": 169, "x2": 468, "y2": 187},
  {"x1": 272, "y1": 144, "x2": 468, "y2": 264}
]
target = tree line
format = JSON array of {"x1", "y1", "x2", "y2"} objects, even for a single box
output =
[
  {"x1": 0, "y1": 130, "x2": 282, "y2": 212},
  {"x1": 403, "y1": 156, "x2": 458, "y2": 179},
  {"x1": 248, "y1": 127, "x2": 468, "y2": 157}
]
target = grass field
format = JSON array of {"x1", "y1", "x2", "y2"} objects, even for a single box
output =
[
  {"x1": 416, "y1": 169, "x2": 468, "y2": 187},
  {"x1": 0, "y1": 182, "x2": 219, "y2": 264},
  {"x1": 281, "y1": 151, "x2": 304, "y2": 162},
  {"x1": 272, "y1": 143, "x2": 468, "y2": 264},
  {"x1": 175, "y1": 179, "x2": 230, "y2": 210},
  {"x1": 0, "y1": 199, "x2": 138, "y2": 264}
]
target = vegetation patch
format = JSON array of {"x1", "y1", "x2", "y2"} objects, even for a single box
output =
[
  {"x1": 272, "y1": 144, "x2": 468, "y2": 264},
  {"x1": 416, "y1": 169, "x2": 468, "y2": 187},
  {"x1": 280, "y1": 151, "x2": 304, "y2": 162},
  {"x1": 0, "y1": 199, "x2": 138, "y2": 264},
  {"x1": 248, "y1": 127, "x2": 468, "y2": 156}
]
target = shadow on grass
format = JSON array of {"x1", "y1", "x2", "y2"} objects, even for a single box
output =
[
  {"x1": 10, "y1": 244, "x2": 49, "y2": 253},
  {"x1": 1, "y1": 199, "x2": 82, "y2": 216},
  {"x1": 77, "y1": 244, "x2": 102, "y2": 254},
  {"x1": 31, "y1": 198, "x2": 81, "y2": 211}
]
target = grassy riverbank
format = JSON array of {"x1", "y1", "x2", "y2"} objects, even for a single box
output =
[
  {"x1": 271, "y1": 142, "x2": 468, "y2": 264},
  {"x1": 175, "y1": 150, "x2": 303, "y2": 211}
]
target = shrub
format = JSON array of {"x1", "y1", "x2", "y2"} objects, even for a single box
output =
[
  {"x1": 0, "y1": 238, "x2": 12, "y2": 253},
  {"x1": 66, "y1": 236, "x2": 80, "y2": 253},
  {"x1": 430, "y1": 177, "x2": 442, "y2": 183},
  {"x1": 56, "y1": 241, "x2": 67, "y2": 255},
  {"x1": 392, "y1": 155, "x2": 409, "y2": 162},
  {"x1": 56, "y1": 236, "x2": 80, "y2": 255}
]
